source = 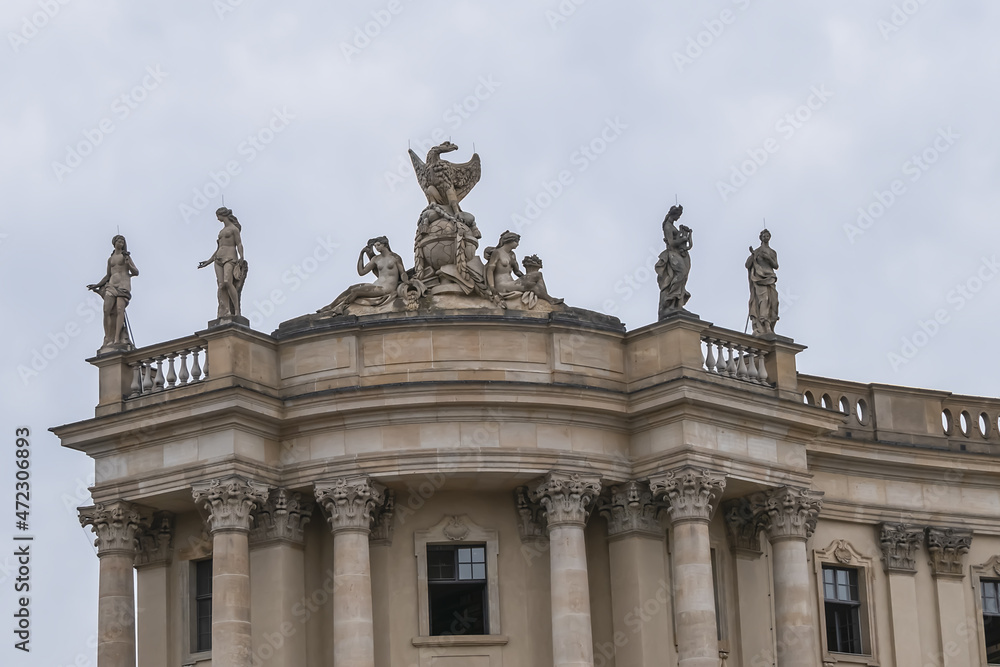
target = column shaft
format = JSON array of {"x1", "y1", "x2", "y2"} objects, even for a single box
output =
[
  {"x1": 213, "y1": 530, "x2": 253, "y2": 667},
  {"x1": 771, "y1": 538, "x2": 816, "y2": 667},
  {"x1": 332, "y1": 530, "x2": 376, "y2": 667},
  {"x1": 549, "y1": 524, "x2": 595, "y2": 667},
  {"x1": 98, "y1": 552, "x2": 136, "y2": 667},
  {"x1": 671, "y1": 520, "x2": 719, "y2": 667}
]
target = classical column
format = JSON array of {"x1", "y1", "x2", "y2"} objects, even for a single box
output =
[
  {"x1": 723, "y1": 497, "x2": 771, "y2": 667},
  {"x1": 596, "y1": 481, "x2": 675, "y2": 667},
  {"x1": 249, "y1": 489, "x2": 313, "y2": 667},
  {"x1": 192, "y1": 476, "x2": 269, "y2": 667},
  {"x1": 314, "y1": 476, "x2": 392, "y2": 667},
  {"x1": 878, "y1": 523, "x2": 924, "y2": 667},
  {"x1": 926, "y1": 527, "x2": 976, "y2": 667},
  {"x1": 528, "y1": 471, "x2": 602, "y2": 667},
  {"x1": 757, "y1": 486, "x2": 823, "y2": 667},
  {"x1": 135, "y1": 511, "x2": 175, "y2": 667},
  {"x1": 650, "y1": 467, "x2": 726, "y2": 667},
  {"x1": 79, "y1": 501, "x2": 144, "y2": 667}
]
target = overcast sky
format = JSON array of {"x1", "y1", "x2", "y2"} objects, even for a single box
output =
[{"x1": 3, "y1": 2, "x2": 1000, "y2": 665}]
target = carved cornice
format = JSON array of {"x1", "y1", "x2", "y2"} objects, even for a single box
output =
[
  {"x1": 135, "y1": 511, "x2": 174, "y2": 567},
  {"x1": 723, "y1": 497, "x2": 767, "y2": 557},
  {"x1": 878, "y1": 523, "x2": 924, "y2": 573},
  {"x1": 250, "y1": 489, "x2": 314, "y2": 547},
  {"x1": 926, "y1": 527, "x2": 972, "y2": 578},
  {"x1": 529, "y1": 471, "x2": 602, "y2": 530},
  {"x1": 649, "y1": 467, "x2": 726, "y2": 524},
  {"x1": 370, "y1": 490, "x2": 396, "y2": 546},
  {"x1": 314, "y1": 476, "x2": 388, "y2": 534},
  {"x1": 79, "y1": 500, "x2": 144, "y2": 557},
  {"x1": 192, "y1": 475, "x2": 269, "y2": 534},
  {"x1": 758, "y1": 486, "x2": 823, "y2": 541},
  {"x1": 514, "y1": 485, "x2": 546, "y2": 542},
  {"x1": 595, "y1": 481, "x2": 666, "y2": 539}
]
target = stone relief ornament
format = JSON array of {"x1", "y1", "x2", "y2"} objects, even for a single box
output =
[
  {"x1": 197, "y1": 207, "x2": 248, "y2": 323},
  {"x1": 443, "y1": 515, "x2": 471, "y2": 541},
  {"x1": 746, "y1": 229, "x2": 779, "y2": 336},
  {"x1": 878, "y1": 523, "x2": 924, "y2": 573},
  {"x1": 926, "y1": 526, "x2": 972, "y2": 577},
  {"x1": 655, "y1": 204, "x2": 693, "y2": 318},
  {"x1": 88, "y1": 234, "x2": 139, "y2": 352},
  {"x1": 595, "y1": 481, "x2": 666, "y2": 538}
]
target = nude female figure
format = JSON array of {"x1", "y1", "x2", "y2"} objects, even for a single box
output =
[
  {"x1": 88, "y1": 234, "x2": 139, "y2": 349},
  {"x1": 319, "y1": 236, "x2": 410, "y2": 315},
  {"x1": 198, "y1": 207, "x2": 246, "y2": 318}
]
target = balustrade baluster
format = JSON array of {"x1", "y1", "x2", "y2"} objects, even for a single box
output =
[
  {"x1": 725, "y1": 344, "x2": 737, "y2": 377},
  {"x1": 129, "y1": 364, "x2": 141, "y2": 397},
  {"x1": 736, "y1": 346, "x2": 749, "y2": 380},
  {"x1": 715, "y1": 341, "x2": 727, "y2": 374},
  {"x1": 202, "y1": 347, "x2": 209, "y2": 379},
  {"x1": 704, "y1": 338, "x2": 716, "y2": 372},
  {"x1": 165, "y1": 354, "x2": 177, "y2": 387},
  {"x1": 141, "y1": 362, "x2": 153, "y2": 393},
  {"x1": 190, "y1": 348, "x2": 203, "y2": 381},
  {"x1": 747, "y1": 348, "x2": 759, "y2": 382},
  {"x1": 178, "y1": 350, "x2": 190, "y2": 385},
  {"x1": 153, "y1": 357, "x2": 166, "y2": 391},
  {"x1": 757, "y1": 352, "x2": 769, "y2": 384}
]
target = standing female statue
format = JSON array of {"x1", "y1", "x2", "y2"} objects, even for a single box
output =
[
  {"x1": 198, "y1": 207, "x2": 247, "y2": 320},
  {"x1": 655, "y1": 205, "x2": 693, "y2": 318},
  {"x1": 746, "y1": 229, "x2": 779, "y2": 336},
  {"x1": 88, "y1": 234, "x2": 139, "y2": 350},
  {"x1": 318, "y1": 236, "x2": 413, "y2": 315}
]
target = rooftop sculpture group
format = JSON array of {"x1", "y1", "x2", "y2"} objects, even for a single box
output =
[{"x1": 87, "y1": 140, "x2": 781, "y2": 354}]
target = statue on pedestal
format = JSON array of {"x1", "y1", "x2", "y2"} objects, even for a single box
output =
[
  {"x1": 746, "y1": 229, "x2": 779, "y2": 336},
  {"x1": 655, "y1": 205, "x2": 693, "y2": 318},
  {"x1": 88, "y1": 234, "x2": 139, "y2": 351},
  {"x1": 318, "y1": 236, "x2": 423, "y2": 316},
  {"x1": 198, "y1": 207, "x2": 248, "y2": 321}
]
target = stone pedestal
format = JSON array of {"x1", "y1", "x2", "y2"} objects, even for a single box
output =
[
  {"x1": 79, "y1": 501, "x2": 144, "y2": 667},
  {"x1": 597, "y1": 481, "x2": 674, "y2": 667},
  {"x1": 651, "y1": 468, "x2": 726, "y2": 667},
  {"x1": 315, "y1": 476, "x2": 392, "y2": 667},
  {"x1": 758, "y1": 486, "x2": 823, "y2": 667},
  {"x1": 249, "y1": 490, "x2": 313, "y2": 667},
  {"x1": 531, "y1": 472, "x2": 602, "y2": 667},
  {"x1": 193, "y1": 476, "x2": 269, "y2": 667}
]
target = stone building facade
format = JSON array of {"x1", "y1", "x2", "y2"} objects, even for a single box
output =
[{"x1": 55, "y1": 310, "x2": 1000, "y2": 667}]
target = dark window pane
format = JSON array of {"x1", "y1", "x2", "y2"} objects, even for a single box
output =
[
  {"x1": 429, "y1": 582, "x2": 487, "y2": 635},
  {"x1": 428, "y1": 548, "x2": 456, "y2": 581},
  {"x1": 196, "y1": 559, "x2": 212, "y2": 596},
  {"x1": 984, "y1": 581, "x2": 1000, "y2": 616},
  {"x1": 825, "y1": 602, "x2": 863, "y2": 654},
  {"x1": 194, "y1": 559, "x2": 213, "y2": 652},
  {"x1": 985, "y1": 614, "x2": 1000, "y2": 663}
]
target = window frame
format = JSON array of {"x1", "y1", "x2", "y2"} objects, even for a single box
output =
[
  {"x1": 414, "y1": 515, "x2": 501, "y2": 637},
  {"x1": 970, "y1": 556, "x2": 1000, "y2": 666},
  {"x1": 426, "y1": 543, "x2": 490, "y2": 636},
  {"x1": 812, "y1": 540, "x2": 880, "y2": 666},
  {"x1": 193, "y1": 558, "x2": 213, "y2": 653}
]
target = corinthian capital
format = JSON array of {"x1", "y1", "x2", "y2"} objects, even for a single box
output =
[
  {"x1": 596, "y1": 481, "x2": 666, "y2": 538},
  {"x1": 135, "y1": 511, "x2": 175, "y2": 567},
  {"x1": 926, "y1": 527, "x2": 973, "y2": 578},
  {"x1": 314, "y1": 476, "x2": 388, "y2": 534},
  {"x1": 758, "y1": 486, "x2": 823, "y2": 541},
  {"x1": 250, "y1": 489, "x2": 314, "y2": 547},
  {"x1": 723, "y1": 497, "x2": 767, "y2": 557},
  {"x1": 530, "y1": 472, "x2": 602, "y2": 530},
  {"x1": 79, "y1": 500, "x2": 144, "y2": 557},
  {"x1": 649, "y1": 467, "x2": 726, "y2": 523},
  {"x1": 878, "y1": 523, "x2": 924, "y2": 573},
  {"x1": 192, "y1": 475, "x2": 269, "y2": 534}
]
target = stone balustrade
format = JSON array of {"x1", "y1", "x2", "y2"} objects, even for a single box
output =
[
  {"x1": 127, "y1": 343, "x2": 208, "y2": 398},
  {"x1": 700, "y1": 329, "x2": 771, "y2": 386}
]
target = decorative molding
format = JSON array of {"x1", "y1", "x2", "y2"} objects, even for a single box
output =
[
  {"x1": 722, "y1": 497, "x2": 767, "y2": 557},
  {"x1": 135, "y1": 510, "x2": 174, "y2": 567},
  {"x1": 529, "y1": 471, "x2": 602, "y2": 530},
  {"x1": 757, "y1": 486, "x2": 823, "y2": 541},
  {"x1": 250, "y1": 489, "x2": 313, "y2": 547},
  {"x1": 79, "y1": 500, "x2": 144, "y2": 557},
  {"x1": 649, "y1": 467, "x2": 726, "y2": 524},
  {"x1": 314, "y1": 475, "x2": 389, "y2": 534},
  {"x1": 595, "y1": 480, "x2": 666, "y2": 539},
  {"x1": 877, "y1": 523, "x2": 924, "y2": 573},
  {"x1": 191, "y1": 475, "x2": 269, "y2": 534},
  {"x1": 926, "y1": 526, "x2": 972, "y2": 578}
]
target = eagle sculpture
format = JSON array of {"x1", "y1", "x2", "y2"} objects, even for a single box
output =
[{"x1": 408, "y1": 141, "x2": 481, "y2": 217}]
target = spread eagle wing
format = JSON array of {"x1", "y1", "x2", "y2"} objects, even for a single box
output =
[
  {"x1": 408, "y1": 149, "x2": 430, "y2": 191},
  {"x1": 446, "y1": 153, "x2": 481, "y2": 203}
]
